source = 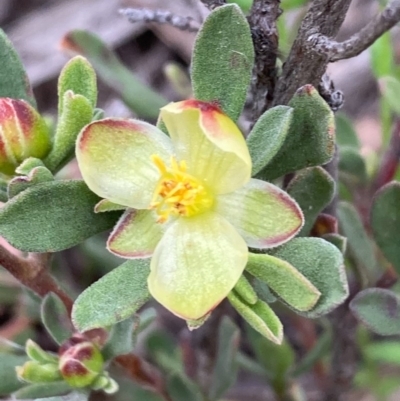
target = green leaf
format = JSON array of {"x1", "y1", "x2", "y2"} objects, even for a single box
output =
[
  {"x1": 41, "y1": 293, "x2": 73, "y2": 345},
  {"x1": 370, "y1": 32, "x2": 394, "y2": 79},
  {"x1": 208, "y1": 317, "x2": 240, "y2": 401},
  {"x1": 0, "y1": 180, "x2": 120, "y2": 252},
  {"x1": 58, "y1": 56, "x2": 97, "y2": 115},
  {"x1": 45, "y1": 92, "x2": 93, "y2": 172},
  {"x1": 292, "y1": 329, "x2": 332, "y2": 376},
  {"x1": 269, "y1": 238, "x2": 348, "y2": 318},
  {"x1": 102, "y1": 316, "x2": 139, "y2": 360},
  {"x1": 72, "y1": 259, "x2": 151, "y2": 332},
  {"x1": 191, "y1": 4, "x2": 254, "y2": 121},
  {"x1": 0, "y1": 353, "x2": 27, "y2": 395},
  {"x1": 338, "y1": 147, "x2": 367, "y2": 187},
  {"x1": 246, "y1": 327, "x2": 294, "y2": 391},
  {"x1": 322, "y1": 233, "x2": 347, "y2": 254},
  {"x1": 338, "y1": 202, "x2": 377, "y2": 274},
  {"x1": 166, "y1": 373, "x2": 202, "y2": 401},
  {"x1": 8, "y1": 165, "x2": 54, "y2": 199},
  {"x1": 14, "y1": 384, "x2": 78, "y2": 400},
  {"x1": 0, "y1": 28, "x2": 36, "y2": 107},
  {"x1": 364, "y1": 341, "x2": 400, "y2": 365},
  {"x1": 247, "y1": 106, "x2": 293, "y2": 175},
  {"x1": 287, "y1": 167, "x2": 335, "y2": 236},
  {"x1": 371, "y1": 182, "x2": 400, "y2": 274},
  {"x1": 246, "y1": 253, "x2": 321, "y2": 312},
  {"x1": 379, "y1": 76, "x2": 400, "y2": 115},
  {"x1": 61, "y1": 30, "x2": 167, "y2": 119},
  {"x1": 350, "y1": 288, "x2": 400, "y2": 336},
  {"x1": 228, "y1": 291, "x2": 283, "y2": 344},
  {"x1": 257, "y1": 85, "x2": 335, "y2": 180},
  {"x1": 335, "y1": 113, "x2": 360, "y2": 149},
  {"x1": 233, "y1": 275, "x2": 258, "y2": 304}
]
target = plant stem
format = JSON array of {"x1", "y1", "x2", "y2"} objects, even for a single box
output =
[{"x1": 0, "y1": 245, "x2": 73, "y2": 314}]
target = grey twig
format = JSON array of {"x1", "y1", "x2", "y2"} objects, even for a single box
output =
[
  {"x1": 119, "y1": 8, "x2": 201, "y2": 33},
  {"x1": 248, "y1": 0, "x2": 282, "y2": 120},
  {"x1": 199, "y1": 0, "x2": 226, "y2": 10},
  {"x1": 310, "y1": 0, "x2": 400, "y2": 62},
  {"x1": 273, "y1": 0, "x2": 352, "y2": 106}
]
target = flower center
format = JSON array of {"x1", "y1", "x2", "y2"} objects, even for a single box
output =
[{"x1": 150, "y1": 155, "x2": 213, "y2": 223}]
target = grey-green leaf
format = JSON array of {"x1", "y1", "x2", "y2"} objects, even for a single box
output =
[
  {"x1": 102, "y1": 316, "x2": 140, "y2": 360},
  {"x1": 228, "y1": 291, "x2": 283, "y2": 344},
  {"x1": 12, "y1": 381, "x2": 71, "y2": 399},
  {"x1": 350, "y1": 288, "x2": 400, "y2": 336},
  {"x1": 209, "y1": 317, "x2": 240, "y2": 401},
  {"x1": 287, "y1": 167, "x2": 335, "y2": 236},
  {"x1": 61, "y1": 30, "x2": 167, "y2": 119},
  {"x1": 269, "y1": 237, "x2": 348, "y2": 318},
  {"x1": 58, "y1": 56, "x2": 97, "y2": 115},
  {"x1": 0, "y1": 28, "x2": 36, "y2": 107},
  {"x1": 191, "y1": 4, "x2": 254, "y2": 121},
  {"x1": 258, "y1": 85, "x2": 335, "y2": 180},
  {"x1": 72, "y1": 259, "x2": 151, "y2": 332},
  {"x1": 338, "y1": 147, "x2": 367, "y2": 187},
  {"x1": 335, "y1": 113, "x2": 360, "y2": 149},
  {"x1": 0, "y1": 180, "x2": 120, "y2": 252},
  {"x1": 45, "y1": 92, "x2": 93, "y2": 173},
  {"x1": 246, "y1": 252, "x2": 321, "y2": 312},
  {"x1": 371, "y1": 182, "x2": 400, "y2": 274},
  {"x1": 338, "y1": 201, "x2": 377, "y2": 275},
  {"x1": 247, "y1": 106, "x2": 293, "y2": 175},
  {"x1": 166, "y1": 373, "x2": 203, "y2": 401},
  {"x1": 41, "y1": 293, "x2": 74, "y2": 345},
  {"x1": 0, "y1": 354, "x2": 27, "y2": 395}
]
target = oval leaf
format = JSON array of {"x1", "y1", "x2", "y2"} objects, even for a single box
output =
[
  {"x1": 246, "y1": 253, "x2": 321, "y2": 312},
  {"x1": 0, "y1": 180, "x2": 120, "y2": 252},
  {"x1": 41, "y1": 293, "x2": 74, "y2": 345},
  {"x1": 371, "y1": 182, "x2": 400, "y2": 274},
  {"x1": 247, "y1": 106, "x2": 293, "y2": 176},
  {"x1": 350, "y1": 288, "x2": 400, "y2": 336},
  {"x1": 72, "y1": 259, "x2": 151, "y2": 332},
  {"x1": 58, "y1": 56, "x2": 97, "y2": 115},
  {"x1": 191, "y1": 4, "x2": 254, "y2": 121},
  {"x1": 269, "y1": 237, "x2": 348, "y2": 318},
  {"x1": 287, "y1": 167, "x2": 335, "y2": 236},
  {"x1": 258, "y1": 85, "x2": 335, "y2": 180}
]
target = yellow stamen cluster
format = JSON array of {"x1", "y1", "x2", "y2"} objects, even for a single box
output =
[{"x1": 150, "y1": 155, "x2": 213, "y2": 223}]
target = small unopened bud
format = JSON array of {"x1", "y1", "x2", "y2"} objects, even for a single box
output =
[
  {"x1": 25, "y1": 339, "x2": 58, "y2": 364},
  {"x1": 58, "y1": 335, "x2": 104, "y2": 388},
  {"x1": 0, "y1": 98, "x2": 51, "y2": 175},
  {"x1": 16, "y1": 361, "x2": 61, "y2": 383}
]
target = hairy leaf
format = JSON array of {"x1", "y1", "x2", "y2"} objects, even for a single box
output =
[
  {"x1": 72, "y1": 259, "x2": 151, "y2": 331},
  {"x1": 350, "y1": 288, "x2": 400, "y2": 336},
  {"x1": 0, "y1": 29, "x2": 36, "y2": 106},
  {"x1": 287, "y1": 167, "x2": 335, "y2": 236},
  {"x1": 258, "y1": 85, "x2": 335, "y2": 180},
  {"x1": 61, "y1": 30, "x2": 167, "y2": 119},
  {"x1": 270, "y1": 237, "x2": 348, "y2": 318},
  {"x1": 192, "y1": 4, "x2": 254, "y2": 121},
  {"x1": 247, "y1": 106, "x2": 293, "y2": 175},
  {"x1": 371, "y1": 182, "x2": 400, "y2": 274},
  {"x1": 0, "y1": 180, "x2": 120, "y2": 252}
]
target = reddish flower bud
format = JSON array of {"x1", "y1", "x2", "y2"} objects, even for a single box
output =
[
  {"x1": 0, "y1": 98, "x2": 51, "y2": 175},
  {"x1": 58, "y1": 335, "x2": 104, "y2": 388}
]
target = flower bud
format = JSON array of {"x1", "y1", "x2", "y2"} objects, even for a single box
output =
[
  {"x1": 0, "y1": 98, "x2": 51, "y2": 175},
  {"x1": 58, "y1": 335, "x2": 104, "y2": 388},
  {"x1": 16, "y1": 361, "x2": 61, "y2": 383}
]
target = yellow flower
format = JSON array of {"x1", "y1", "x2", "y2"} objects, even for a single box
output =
[{"x1": 76, "y1": 100, "x2": 303, "y2": 321}]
